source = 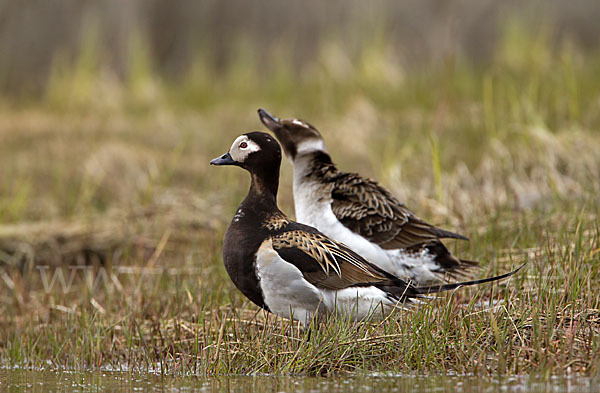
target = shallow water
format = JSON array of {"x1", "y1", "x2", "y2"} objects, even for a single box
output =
[{"x1": 0, "y1": 370, "x2": 597, "y2": 392}]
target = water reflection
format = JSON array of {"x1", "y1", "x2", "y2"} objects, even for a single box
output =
[{"x1": 0, "y1": 369, "x2": 597, "y2": 393}]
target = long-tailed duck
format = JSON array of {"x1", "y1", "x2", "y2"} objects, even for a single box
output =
[
  {"x1": 258, "y1": 108, "x2": 479, "y2": 285},
  {"x1": 210, "y1": 131, "x2": 522, "y2": 322}
]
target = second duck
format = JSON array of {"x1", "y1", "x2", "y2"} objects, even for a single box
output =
[{"x1": 259, "y1": 109, "x2": 477, "y2": 285}]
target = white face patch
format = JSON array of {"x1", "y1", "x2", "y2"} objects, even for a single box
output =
[{"x1": 229, "y1": 135, "x2": 261, "y2": 163}]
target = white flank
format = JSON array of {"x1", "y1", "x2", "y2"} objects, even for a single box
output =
[{"x1": 255, "y1": 238, "x2": 322, "y2": 323}]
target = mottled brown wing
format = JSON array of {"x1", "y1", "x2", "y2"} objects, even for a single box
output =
[
  {"x1": 330, "y1": 174, "x2": 468, "y2": 249},
  {"x1": 271, "y1": 226, "x2": 388, "y2": 290}
]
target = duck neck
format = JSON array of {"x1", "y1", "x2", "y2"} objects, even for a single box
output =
[{"x1": 246, "y1": 166, "x2": 280, "y2": 208}]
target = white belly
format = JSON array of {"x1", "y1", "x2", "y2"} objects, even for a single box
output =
[{"x1": 321, "y1": 287, "x2": 403, "y2": 320}]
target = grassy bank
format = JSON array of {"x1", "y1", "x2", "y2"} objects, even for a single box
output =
[{"x1": 1, "y1": 25, "x2": 600, "y2": 376}]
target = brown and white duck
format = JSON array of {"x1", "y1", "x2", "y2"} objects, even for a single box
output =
[
  {"x1": 210, "y1": 131, "x2": 522, "y2": 322},
  {"x1": 259, "y1": 108, "x2": 478, "y2": 285}
]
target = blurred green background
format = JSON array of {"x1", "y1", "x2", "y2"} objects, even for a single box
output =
[
  {"x1": 0, "y1": 0, "x2": 598, "y2": 110},
  {"x1": 1, "y1": 0, "x2": 599, "y2": 222}
]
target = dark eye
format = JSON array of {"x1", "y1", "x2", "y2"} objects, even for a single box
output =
[{"x1": 240, "y1": 142, "x2": 248, "y2": 149}]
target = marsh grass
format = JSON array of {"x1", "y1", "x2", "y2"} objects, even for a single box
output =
[
  {"x1": 1, "y1": 215, "x2": 598, "y2": 376},
  {"x1": 1, "y1": 23, "x2": 600, "y2": 377}
]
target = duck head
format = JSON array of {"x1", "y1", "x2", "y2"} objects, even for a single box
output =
[
  {"x1": 258, "y1": 108, "x2": 326, "y2": 162},
  {"x1": 210, "y1": 131, "x2": 282, "y2": 199},
  {"x1": 210, "y1": 131, "x2": 281, "y2": 169}
]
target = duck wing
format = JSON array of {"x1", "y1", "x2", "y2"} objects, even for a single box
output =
[
  {"x1": 270, "y1": 223, "x2": 395, "y2": 291},
  {"x1": 330, "y1": 173, "x2": 468, "y2": 249}
]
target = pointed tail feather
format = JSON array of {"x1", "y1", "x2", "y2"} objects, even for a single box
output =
[{"x1": 415, "y1": 263, "x2": 526, "y2": 295}]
